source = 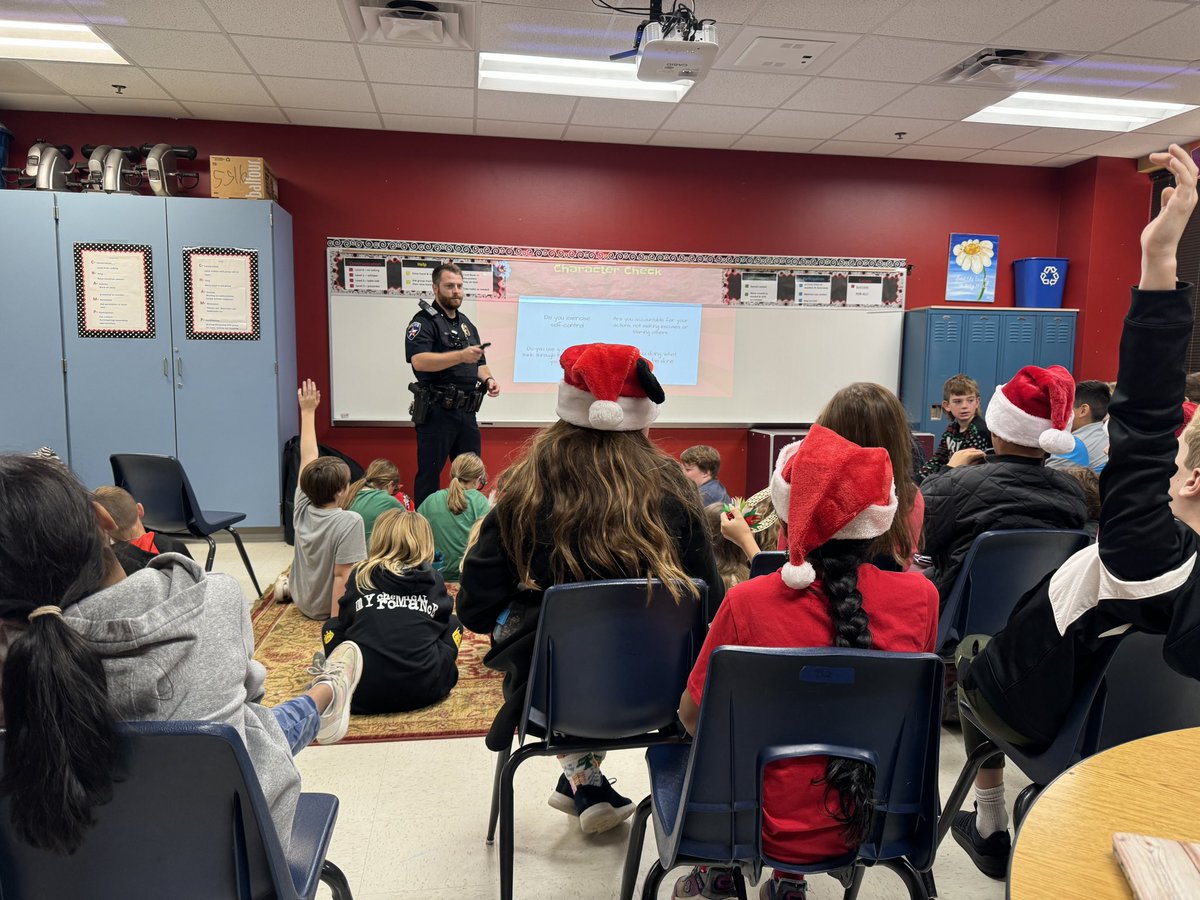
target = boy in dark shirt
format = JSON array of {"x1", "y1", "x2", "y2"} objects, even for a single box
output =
[
  {"x1": 917, "y1": 374, "x2": 993, "y2": 482},
  {"x1": 93, "y1": 485, "x2": 194, "y2": 575}
]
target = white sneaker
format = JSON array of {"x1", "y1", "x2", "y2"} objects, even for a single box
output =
[
  {"x1": 314, "y1": 641, "x2": 363, "y2": 744},
  {"x1": 273, "y1": 572, "x2": 290, "y2": 602}
]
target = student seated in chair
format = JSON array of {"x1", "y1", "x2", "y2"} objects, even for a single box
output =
[
  {"x1": 92, "y1": 485, "x2": 194, "y2": 575},
  {"x1": 676, "y1": 425, "x2": 939, "y2": 900},
  {"x1": 952, "y1": 144, "x2": 1200, "y2": 880}
]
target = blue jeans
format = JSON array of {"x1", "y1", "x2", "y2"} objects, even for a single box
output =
[{"x1": 271, "y1": 694, "x2": 321, "y2": 755}]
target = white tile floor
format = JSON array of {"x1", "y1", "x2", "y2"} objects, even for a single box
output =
[{"x1": 198, "y1": 537, "x2": 1027, "y2": 900}]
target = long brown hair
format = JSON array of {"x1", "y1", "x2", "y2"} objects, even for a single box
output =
[
  {"x1": 704, "y1": 503, "x2": 750, "y2": 589},
  {"x1": 446, "y1": 453, "x2": 486, "y2": 515},
  {"x1": 815, "y1": 383, "x2": 917, "y2": 564},
  {"x1": 493, "y1": 420, "x2": 702, "y2": 601},
  {"x1": 342, "y1": 458, "x2": 400, "y2": 510}
]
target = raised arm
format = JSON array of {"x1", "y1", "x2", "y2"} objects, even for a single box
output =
[{"x1": 298, "y1": 379, "x2": 320, "y2": 476}]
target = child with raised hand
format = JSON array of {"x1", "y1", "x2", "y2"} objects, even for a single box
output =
[
  {"x1": 323, "y1": 509, "x2": 461, "y2": 714},
  {"x1": 917, "y1": 374, "x2": 992, "y2": 482},
  {"x1": 417, "y1": 452, "x2": 489, "y2": 581}
]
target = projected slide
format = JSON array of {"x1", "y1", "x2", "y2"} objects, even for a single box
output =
[{"x1": 514, "y1": 297, "x2": 703, "y2": 385}]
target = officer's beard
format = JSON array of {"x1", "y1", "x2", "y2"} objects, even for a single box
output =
[{"x1": 435, "y1": 289, "x2": 463, "y2": 313}]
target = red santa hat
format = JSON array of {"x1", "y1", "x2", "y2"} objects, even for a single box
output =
[
  {"x1": 556, "y1": 343, "x2": 665, "y2": 431},
  {"x1": 768, "y1": 424, "x2": 897, "y2": 590},
  {"x1": 985, "y1": 365, "x2": 1077, "y2": 455},
  {"x1": 1177, "y1": 401, "x2": 1198, "y2": 437}
]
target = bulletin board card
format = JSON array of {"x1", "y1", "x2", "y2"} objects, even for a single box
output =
[
  {"x1": 326, "y1": 239, "x2": 908, "y2": 426},
  {"x1": 73, "y1": 243, "x2": 155, "y2": 339},
  {"x1": 182, "y1": 247, "x2": 261, "y2": 341}
]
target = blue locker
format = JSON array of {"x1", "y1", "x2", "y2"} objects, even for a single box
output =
[
  {"x1": 1000, "y1": 313, "x2": 1038, "y2": 384},
  {"x1": 0, "y1": 192, "x2": 68, "y2": 457},
  {"x1": 1037, "y1": 312, "x2": 1076, "y2": 371},
  {"x1": 965, "y1": 313, "x2": 1001, "y2": 407}
]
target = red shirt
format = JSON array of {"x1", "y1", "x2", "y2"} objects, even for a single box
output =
[
  {"x1": 687, "y1": 566, "x2": 938, "y2": 864},
  {"x1": 130, "y1": 531, "x2": 160, "y2": 554}
]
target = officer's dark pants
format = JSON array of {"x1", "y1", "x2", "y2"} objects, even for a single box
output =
[{"x1": 414, "y1": 406, "x2": 481, "y2": 506}]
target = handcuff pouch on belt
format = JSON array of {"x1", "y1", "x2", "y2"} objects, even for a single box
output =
[{"x1": 409, "y1": 381, "x2": 486, "y2": 422}]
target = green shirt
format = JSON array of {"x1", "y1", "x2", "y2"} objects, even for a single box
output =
[
  {"x1": 417, "y1": 488, "x2": 490, "y2": 581},
  {"x1": 348, "y1": 488, "x2": 403, "y2": 549}
]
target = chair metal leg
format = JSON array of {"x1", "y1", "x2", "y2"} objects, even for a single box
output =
[
  {"x1": 486, "y1": 744, "x2": 511, "y2": 845},
  {"x1": 879, "y1": 858, "x2": 929, "y2": 900},
  {"x1": 226, "y1": 527, "x2": 262, "y2": 597},
  {"x1": 843, "y1": 863, "x2": 867, "y2": 900},
  {"x1": 1013, "y1": 783, "x2": 1041, "y2": 833},
  {"x1": 620, "y1": 797, "x2": 653, "y2": 900},
  {"x1": 320, "y1": 859, "x2": 354, "y2": 900},
  {"x1": 202, "y1": 534, "x2": 217, "y2": 572},
  {"x1": 731, "y1": 867, "x2": 748, "y2": 900},
  {"x1": 499, "y1": 741, "x2": 546, "y2": 900},
  {"x1": 641, "y1": 861, "x2": 667, "y2": 900},
  {"x1": 919, "y1": 868, "x2": 938, "y2": 899},
  {"x1": 936, "y1": 740, "x2": 1004, "y2": 847}
]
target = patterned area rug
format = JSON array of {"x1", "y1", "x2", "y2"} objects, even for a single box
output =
[{"x1": 251, "y1": 586, "x2": 503, "y2": 743}]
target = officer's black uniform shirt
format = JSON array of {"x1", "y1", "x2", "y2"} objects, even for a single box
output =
[{"x1": 405, "y1": 301, "x2": 487, "y2": 387}]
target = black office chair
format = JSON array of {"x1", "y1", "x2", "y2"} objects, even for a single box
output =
[
  {"x1": 110, "y1": 453, "x2": 262, "y2": 596},
  {"x1": 486, "y1": 578, "x2": 708, "y2": 900},
  {"x1": 749, "y1": 550, "x2": 787, "y2": 578},
  {"x1": 0, "y1": 721, "x2": 351, "y2": 900}
]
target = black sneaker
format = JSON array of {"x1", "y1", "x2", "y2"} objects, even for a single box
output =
[
  {"x1": 951, "y1": 809, "x2": 1011, "y2": 880},
  {"x1": 547, "y1": 774, "x2": 578, "y2": 816},
  {"x1": 573, "y1": 779, "x2": 635, "y2": 834}
]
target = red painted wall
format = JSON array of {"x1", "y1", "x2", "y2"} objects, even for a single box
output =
[{"x1": 0, "y1": 110, "x2": 1148, "y2": 494}]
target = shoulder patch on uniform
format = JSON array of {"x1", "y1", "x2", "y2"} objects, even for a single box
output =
[{"x1": 407, "y1": 321, "x2": 422, "y2": 341}]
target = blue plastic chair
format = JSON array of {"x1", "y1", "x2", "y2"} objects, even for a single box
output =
[
  {"x1": 0, "y1": 721, "x2": 351, "y2": 900},
  {"x1": 939, "y1": 630, "x2": 1200, "y2": 843},
  {"x1": 620, "y1": 648, "x2": 945, "y2": 900},
  {"x1": 937, "y1": 529, "x2": 1091, "y2": 651},
  {"x1": 110, "y1": 452, "x2": 262, "y2": 596},
  {"x1": 486, "y1": 578, "x2": 708, "y2": 900},
  {"x1": 749, "y1": 551, "x2": 787, "y2": 579}
]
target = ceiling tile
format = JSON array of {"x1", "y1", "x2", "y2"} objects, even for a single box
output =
[
  {"x1": 77, "y1": 96, "x2": 187, "y2": 116},
  {"x1": 479, "y1": 4, "x2": 622, "y2": 61},
  {"x1": 820, "y1": 35, "x2": 981, "y2": 84},
  {"x1": 1029, "y1": 54, "x2": 1185, "y2": 97},
  {"x1": 1125, "y1": 68, "x2": 1200, "y2": 105},
  {"x1": 0, "y1": 1, "x2": 85, "y2": 24},
  {"x1": 731, "y1": 135, "x2": 823, "y2": 153},
  {"x1": 648, "y1": 130, "x2": 739, "y2": 150},
  {"x1": 889, "y1": 144, "x2": 980, "y2": 161},
  {"x1": 832, "y1": 115, "x2": 953, "y2": 143},
  {"x1": 783, "y1": 78, "x2": 910, "y2": 115},
  {"x1": 373, "y1": 83, "x2": 473, "y2": 117},
  {"x1": 915, "y1": 120, "x2": 1037, "y2": 148},
  {"x1": 562, "y1": 124, "x2": 655, "y2": 144},
  {"x1": 995, "y1": 0, "x2": 1186, "y2": 53},
  {"x1": 569, "y1": 98, "x2": 674, "y2": 129},
  {"x1": 181, "y1": 101, "x2": 288, "y2": 123},
  {"x1": 997, "y1": 128, "x2": 1123, "y2": 153},
  {"x1": 751, "y1": 109, "x2": 864, "y2": 139},
  {"x1": 682, "y1": 70, "x2": 809, "y2": 108},
  {"x1": 965, "y1": 148, "x2": 1063, "y2": 165},
  {"x1": 73, "y1": 0, "x2": 218, "y2": 30},
  {"x1": 284, "y1": 108, "x2": 382, "y2": 129},
  {"x1": 262, "y1": 76, "x2": 375, "y2": 112},
  {"x1": 147, "y1": 69, "x2": 274, "y2": 105},
  {"x1": 1043, "y1": 154, "x2": 1092, "y2": 167},
  {"x1": 0, "y1": 60, "x2": 63, "y2": 94},
  {"x1": 475, "y1": 119, "x2": 566, "y2": 140},
  {"x1": 813, "y1": 139, "x2": 904, "y2": 157},
  {"x1": 94, "y1": 26, "x2": 249, "y2": 72},
  {"x1": 203, "y1": 0, "x2": 352, "y2": 41},
  {"x1": 874, "y1": 85, "x2": 1014, "y2": 121},
  {"x1": 1105, "y1": 4, "x2": 1200, "y2": 59},
  {"x1": 22, "y1": 61, "x2": 169, "y2": 99},
  {"x1": 662, "y1": 103, "x2": 768, "y2": 134},
  {"x1": 747, "y1": 0, "x2": 909, "y2": 32},
  {"x1": 873, "y1": 0, "x2": 1055, "y2": 42},
  {"x1": 477, "y1": 90, "x2": 577, "y2": 124},
  {"x1": 383, "y1": 114, "x2": 475, "y2": 135},
  {"x1": 1137, "y1": 107, "x2": 1200, "y2": 137},
  {"x1": 357, "y1": 45, "x2": 475, "y2": 88},
  {"x1": 231, "y1": 36, "x2": 363, "y2": 80},
  {"x1": 1079, "y1": 132, "x2": 1183, "y2": 157},
  {"x1": 0, "y1": 91, "x2": 90, "y2": 112}
]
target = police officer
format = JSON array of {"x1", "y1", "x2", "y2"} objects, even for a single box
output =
[{"x1": 405, "y1": 262, "x2": 500, "y2": 506}]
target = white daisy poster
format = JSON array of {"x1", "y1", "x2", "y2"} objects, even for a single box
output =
[{"x1": 946, "y1": 233, "x2": 998, "y2": 303}]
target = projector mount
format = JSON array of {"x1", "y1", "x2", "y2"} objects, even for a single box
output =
[{"x1": 598, "y1": 0, "x2": 714, "y2": 61}]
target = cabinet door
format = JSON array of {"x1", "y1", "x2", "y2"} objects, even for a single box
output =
[
  {"x1": 925, "y1": 312, "x2": 964, "y2": 432},
  {"x1": 56, "y1": 194, "x2": 176, "y2": 490},
  {"x1": 1037, "y1": 313, "x2": 1076, "y2": 372},
  {"x1": 165, "y1": 198, "x2": 281, "y2": 526},
  {"x1": 1000, "y1": 312, "x2": 1038, "y2": 384},
  {"x1": 0, "y1": 192, "x2": 68, "y2": 457},
  {"x1": 965, "y1": 313, "x2": 1001, "y2": 404}
]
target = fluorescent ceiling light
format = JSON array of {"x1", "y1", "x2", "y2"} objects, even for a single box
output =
[
  {"x1": 0, "y1": 18, "x2": 127, "y2": 64},
  {"x1": 965, "y1": 91, "x2": 1196, "y2": 132},
  {"x1": 478, "y1": 52, "x2": 691, "y2": 103}
]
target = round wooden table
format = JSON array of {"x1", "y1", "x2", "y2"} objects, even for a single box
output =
[{"x1": 1009, "y1": 726, "x2": 1200, "y2": 899}]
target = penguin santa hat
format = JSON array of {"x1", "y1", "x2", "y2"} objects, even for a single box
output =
[{"x1": 556, "y1": 343, "x2": 665, "y2": 431}]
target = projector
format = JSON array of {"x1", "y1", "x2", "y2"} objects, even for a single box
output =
[{"x1": 636, "y1": 20, "x2": 717, "y2": 82}]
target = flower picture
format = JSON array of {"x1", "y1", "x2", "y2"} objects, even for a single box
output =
[{"x1": 946, "y1": 232, "x2": 998, "y2": 303}]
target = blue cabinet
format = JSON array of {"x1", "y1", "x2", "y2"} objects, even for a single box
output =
[{"x1": 900, "y1": 307, "x2": 1078, "y2": 437}]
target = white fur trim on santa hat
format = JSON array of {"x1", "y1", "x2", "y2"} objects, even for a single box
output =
[
  {"x1": 832, "y1": 483, "x2": 898, "y2": 540},
  {"x1": 769, "y1": 440, "x2": 803, "y2": 523},
  {"x1": 986, "y1": 383, "x2": 1076, "y2": 455},
  {"x1": 556, "y1": 383, "x2": 660, "y2": 432},
  {"x1": 781, "y1": 559, "x2": 816, "y2": 590}
]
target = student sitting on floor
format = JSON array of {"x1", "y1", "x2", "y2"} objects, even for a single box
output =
[
  {"x1": 341, "y1": 458, "x2": 405, "y2": 547},
  {"x1": 675, "y1": 425, "x2": 938, "y2": 900},
  {"x1": 417, "y1": 452, "x2": 489, "y2": 582},
  {"x1": 952, "y1": 144, "x2": 1200, "y2": 880},
  {"x1": 92, "y1": 485, "x2": 194, "y2": 575}
]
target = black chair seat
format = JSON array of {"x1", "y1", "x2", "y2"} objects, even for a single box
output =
[{"x1": 288, "y1": 793, "x2": 340, "y2": 899}]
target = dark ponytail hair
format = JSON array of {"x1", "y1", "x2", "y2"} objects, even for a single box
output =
[
  {"x1": 807, "y1": 539, "x2": 877, "y2": 846},
  {"x1": 0, "y1": 456, "x2": 121, "y2": 854}
]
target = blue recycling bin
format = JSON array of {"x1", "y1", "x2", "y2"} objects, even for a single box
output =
[{"x1": 1014, "y1": 257, "x2": 1069, "y2": 308}]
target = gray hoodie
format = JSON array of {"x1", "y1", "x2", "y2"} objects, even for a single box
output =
[{"x1": 62, "y1": 554, "x2": 301, "y2": 849}]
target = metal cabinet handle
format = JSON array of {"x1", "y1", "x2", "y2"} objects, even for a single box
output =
[{"x1": 162, "y1": 357, "x2": 168, "y2": 377}]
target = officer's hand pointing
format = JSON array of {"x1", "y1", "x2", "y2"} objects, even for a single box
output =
[{"x1": 460, "y1": 345, "x2": 484, "y2": 364}]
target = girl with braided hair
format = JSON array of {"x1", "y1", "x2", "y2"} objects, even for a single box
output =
[{"x1": 675, "y1": 425, "x2": 938, "y2": 900}]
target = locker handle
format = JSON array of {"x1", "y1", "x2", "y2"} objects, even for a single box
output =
[
  {"x1": 162, "y1": 357, "x2": 168, "y2": 377},
  {"x1": 176, "y1": 354, "x2": 183, "y2": 377}
]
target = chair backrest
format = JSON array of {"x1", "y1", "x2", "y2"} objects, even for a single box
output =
[
  {"x1": 0, "y1": 721, "x2": 296, "y2": 900},
  {"x1": 1094, "y1": 630, "x2": 1200, "y2": 751},
  {"x1": 749, "y1": 551, "x2": 787, "y2": 579},
  {"x1": 110, "y1": 453, "x2": 199, "y2": 534},
  {"x1": 522, "y1": 579, "x2": 708, "y2": 742},
  {"x1": 938, "y1": 529, "x2": 1092, "y2": 649},
  {"x1": 667, "y1": 648, "x2": 943, "y2": 873}
]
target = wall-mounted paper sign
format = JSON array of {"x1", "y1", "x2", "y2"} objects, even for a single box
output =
[
  {"x1": 459, "y1": 261, "x2": 494, "y2": 297},
  {"x1": 345, "y1": 256, "x2": 388, "y2": 293},
  {"x1": 401, "y1": 258, "x2": 437, "y2": 292},
  {"x1": 74, "y1": 243, "x2": 155, "y2": 339},
  {"x1": 183, "y1": 247, "x2": 261, "y2": 341},
  {"x1": 848, "y1": 275, "x2": 884, "y2": 306},
  {"x1": 740, "y1": 271, "x2": 780, "y2": 305},
  {"x1": 796, "y1": 274, "x2": 832, "y2": 305}
]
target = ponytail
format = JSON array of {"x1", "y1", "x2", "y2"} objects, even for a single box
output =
[
  {"x1": 447, "y1": 453, "x2": 486, "y2": 516},
  {"x1": 342, "y1": 458, "x2": 402, "y2": 511},
  {"x1": 807, "y1": 539, "x2": 877, "y2": 846}
]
